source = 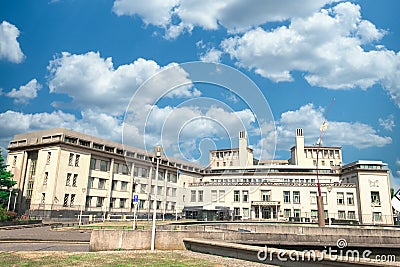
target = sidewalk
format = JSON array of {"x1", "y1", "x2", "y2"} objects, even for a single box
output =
[{"x1": 0, "y1": 226, "x2": 91, "y2": 242}]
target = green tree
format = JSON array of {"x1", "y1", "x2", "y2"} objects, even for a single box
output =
[{"x1": 0, "y1": 153, "x2": 16, "y2": 208}]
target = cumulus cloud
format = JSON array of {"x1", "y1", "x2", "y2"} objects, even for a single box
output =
[
  {"x1": 47, "y1": 52, "x2": 198, "y2": 115},
  {"x1": 200, "y1": 48, "x2": 223, "y2": 63},
  {"x1": 221, "y1": 2, "x2": 400, "y2": 107},
  {"x1": 275, "y1": 103, "x2": 392, "y2": 150},
  {"x1": 0, "y1": 21, "x2": 24, "y2": 63},
  {"x1": 6, "y1": 79, "x2": 41, "y2": 104},
  {"x1": 0, "y1": 110, "x2": 123, "y2": 149},
  {"x1": 112, "y1": 0, "x2": 335, "y2": 38}
]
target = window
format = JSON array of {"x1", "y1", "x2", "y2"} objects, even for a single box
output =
[
  {"x1": 219, "y1": 190, "x2": 225, "y2": 203},
  {"x1": 234, "y1": 207, "x2": 240, "y2": 217},
  {"x1": 371, "y1": 191, "x2": 380, "y2": 205},
  {"x1": 157, "y1": 186, "x2": 163, "y2": 195},
  {"x1": 41, "y1": 193, "x2": 46, "y2": 206},
  {"x1": 122, "y1": 164, "x2": 129, "y2": 175},
  {"x1": 156, "y1": 201, "x2": 161, "y2": 210},
  {"x1": 151, "y1": 185, "x2": 155, "y2": 194},
  {"x1": 121, "y1": 181, "x2": 128, "y2": 191},
  {"x1": 140, "y1": 184, "x2": 146, "y2": 193},
  {"x1": 113, "y1": 163, "x2": 120, "y2": 173},
  {"x1": 310, "y1": 192, "x2": 317, "y2": 204},
  {"x1": 110, "y1": 198, "x2": 116, "y2": 208},
  {"x1": 119, "y1": 198, "x2": 126, "y2": 208},
  {"x1": 88, "y1": 177, "x2": 94, "y2": 188},
  {"x1": 70, "y1": 194, "x2": 76, "y2": 207},
  {"x1": 234, "y1": 190, "x2": 240, "y2": 202},
  {"x1": 284, "y1": 209, "x2": 291, "y2": 218},
  {"x1": 112, "y1": 180, "x2": 118, "y2": 190},
  {"x1": 68, "y1": 153, "x2": 74, "y2": 166},
  {"x1": 261, "y1": 190, "x2": 271, "y2": 202},
  {"x1": 86, "y1": 196, "x2": 92, "y2": 207},
  {"x1": 100, "y1": 160, "x2": 109, "y2": 172},
  {"x1": 294, "y1": 209, "x2": 301, "y2": 218},
  {"x1": 172, "y1": 188, "x2": 177, "y2": 197},
  {"x1": 337, "y1": 192, "x2": 345, "y2": 205},
  {"x1": 66, "y1": 173, "x2": 71, "y2": 186},
  {"x1": 75, "y1": 155, "x2": 80, "y2": 167},
  {"x1": 139, "y1": 200, "x2": 145, "y2": 209},
  {"x1": 243, "y1": 208, "x2": 249, "y2": 217},
  {"x1": 347, "y1": 193, "x2": 354, "y2": 205},
  {"x1": 63, "y1": 194, "x2": 69, "y2": 207},
  {"x1": 338, "y1": 210, "x2": 346, "y2": 219},
  {"x1": 12, "y1": 156, "x2": 17, "y2": 167},
  {"x1": 348, "y1": 211, "x2": 356, "y2": 220},
  {"x1": 98, "y1": 178, "x2": 106, "y2": 189},
  {"x1": 293, "y1": 191, "x2": 300, "y2": 203},
  {"x1": 373, "y1": 212, "x2": 382, "y2": 221},
  {"x1": 90, "y1": 158, "x2": 96, "y2": 170},
  {"x1": 191, "y1": 190, "x2": 196, "y2": 202},
  {"x1": 43, "y1": 172, "x2": 48, "y2": 185},
  {"x1": 311, "y1": 210, "x2": 318, "y2": 219},
  {"x1": 211, "y1": 190, "x2": 218, "y2": 202},
  {"x1": 283, "y1": 191, "x2": 290, "y2": 203},
  {"x1": 72, "y1": 174, "x2": 77, "y2": 187},
  {"x1": 198, "y1": 190, "x2": 203, "y2": 202},
  {"x1": 96, "y1": 197, "x2": 104, "y2": 207},
  {"x1": 242, "y1": 190, "x2": 249, "y2": 202},
  {"x1": 46, "y1": 152, "x2": 51, "y2": 165}
]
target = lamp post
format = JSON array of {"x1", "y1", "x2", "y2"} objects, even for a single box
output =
[
  {"x1": 151, "y1": 145, "x2": 162, "y2": 251},
  {"x1": 327, "y1": 185, "x2": 332, "y2": 226},
  {"x1": 7, "y1": 188, "x2": 13, "y2": 211},
  {"x1": 79, "y1": 188, "x2": 86, "y2": 226}
]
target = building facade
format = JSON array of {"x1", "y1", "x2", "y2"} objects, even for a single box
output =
[{"x1": 6, "y1": 128, "x2": 394, "y2": 225}]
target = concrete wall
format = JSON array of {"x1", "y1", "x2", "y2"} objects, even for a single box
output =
[{"x1": 90, "y1": 224, "x2": 400, "y2": 251}]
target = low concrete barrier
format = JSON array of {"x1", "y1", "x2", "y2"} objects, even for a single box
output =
[{"x1": 183, "y1": 238, "x2": 396, "y2": 267}]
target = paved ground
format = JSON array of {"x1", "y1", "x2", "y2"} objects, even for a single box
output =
[
  {"x1": 0, "y1": 226, "x2": 91, "y2": 242},
  {"x1": 0, "y1": 225, "x2": 91, "y2": 252},
  {"x1": 0, "y1": 241, "x2": 89, "y2": 252}
]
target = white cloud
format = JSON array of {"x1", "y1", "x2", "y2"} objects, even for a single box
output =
[
  {"x1": 6, "y1": 79, "x2": 42, "y2": 104},
  {"x1": 200, "y1": 48, "x2": 222, "y2": 63},
  {"x1": 47, "y1": 52, "x2": 198, "y2": 115},
  {"x1": 0, "y1": 110, "x2": 122, "y2": 149},
  {"x1": 275, "y1": 103, "x2": 392, "y2": 150},
  {"x1": 221, "y1": 2, "x2": 400, "y2": 107},
  {"x1": 379, "y1": 115, "x2": 395, "y2": 131},
  {"x1": 0, "y1": 21, "x2": 24, "y2": 63},
  {"x1": 112, "y1": 0, "x2": 336, "y2": 38},
  {"x1": 113, "y1": 0, "x2": 179, "y2": 27}
]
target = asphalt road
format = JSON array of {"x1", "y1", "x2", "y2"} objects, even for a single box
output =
[{"x1": 0, "y1": 225, "x2": 91, "y2": 252}]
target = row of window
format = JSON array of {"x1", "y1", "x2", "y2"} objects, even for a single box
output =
[{"x1": 138, "y1": 184, "x2": 177, "y2": 197}]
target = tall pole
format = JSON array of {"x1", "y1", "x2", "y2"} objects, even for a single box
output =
[
  {"x1": 151, "y1": 146, "x2": 162, "y2": 251},
  {"x1": 316, "y1": 98, "x2": 335, "y2": 227},
  {"x1": 7, "y1": 188, "x2": 12, "y2": 211},
  {"x1": 79, "y1": 188, "x2": 86, "y2": 226}
]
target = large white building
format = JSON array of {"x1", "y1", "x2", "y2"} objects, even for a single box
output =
[{"x1": 6, "y1": 128, "x2": 394, "y2": 225}]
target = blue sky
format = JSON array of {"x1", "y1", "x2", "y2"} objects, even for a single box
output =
[{"x1": 0, "y1": 0, "x2": 399, "y2": 188}]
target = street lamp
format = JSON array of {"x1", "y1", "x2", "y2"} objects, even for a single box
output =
[
  {"x1": 327, "y1": 185, "x2": 332, "y2": 226},
  {"x1": 7, "y1": 188, "x2": 13, "y2": 211},
  {"x1": 79, "y1": 188, "x2": 86, "y2": 226},
  {"x1": 151, "y1": 145, "x2": 162, "y2": 251}
]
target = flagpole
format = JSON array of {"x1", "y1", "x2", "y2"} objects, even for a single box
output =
[{"x1": 316, "y1": 98, "x2": 335, "y2": 227}]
